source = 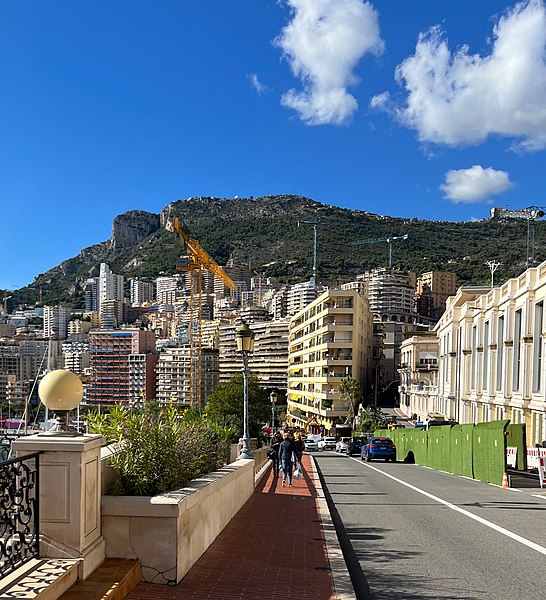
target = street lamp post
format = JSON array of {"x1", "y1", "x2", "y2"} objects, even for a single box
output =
[
  {"x1": 236, "y1": 322, "x2": 255, "y2": 460},
  {"x1": 270, "y1": 391, "x2": 278, "y2": 433}
]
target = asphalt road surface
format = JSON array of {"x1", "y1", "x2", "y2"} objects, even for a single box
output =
[{"x1": 313, "y1": 451, "x2": 546, "y2": 600}]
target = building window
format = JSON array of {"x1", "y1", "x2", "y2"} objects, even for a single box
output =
[
  {"x1": 496, "y1": 316, "x2": 504, "y2": 391},
  {"x1": 513, "y1": 309, "x2": 522, "y2": 392},
  {"x1": 532, "y1": 302, "x2": 543, "y2": 393}
]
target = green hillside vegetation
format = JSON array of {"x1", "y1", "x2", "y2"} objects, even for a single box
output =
[{"x1": 10, "y1": 195, "x2": 546, "y2": 309}]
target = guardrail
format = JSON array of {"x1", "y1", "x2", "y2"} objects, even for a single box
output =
[{"x1": 0, "y1": 452, "x2": 40, "y2": 578}]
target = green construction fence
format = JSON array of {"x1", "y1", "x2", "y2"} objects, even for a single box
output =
[{"x1": 373, "y1": 420, "x2": 509, "y2": 485}]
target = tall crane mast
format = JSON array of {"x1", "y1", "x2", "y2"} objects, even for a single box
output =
[
  {"x1": 352, "y1": 234, "x2": 409, "y2": 268},
  {"x1": 490, "y1": 206, "x2": 545, "y2": 267},
  {"x1": 1, "y1": 290, "x2": 12, "y2": 315},
  {"x1": 166, "y1": 217, "x2": 236, "y2": 407},
  {"x1": 298, "y1": 220, "x2": 322, "y2": 287}
]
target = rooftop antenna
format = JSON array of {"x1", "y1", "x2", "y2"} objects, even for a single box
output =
[{"x1": 485, "y1": 260, "x2": 501, "y2": 288}]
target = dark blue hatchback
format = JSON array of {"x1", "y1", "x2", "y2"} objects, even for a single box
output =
[{"x1": 361, "y1": 437, "x2": 396, "y2": 462}]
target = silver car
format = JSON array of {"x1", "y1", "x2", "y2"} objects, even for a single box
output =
[{"x1": 304, "y1": 434, "x2": 321, "y2": 452}]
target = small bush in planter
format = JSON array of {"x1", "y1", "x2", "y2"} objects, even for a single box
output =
[{"x1": 87, "y1": 401, "x2": 233, "y2": 496}]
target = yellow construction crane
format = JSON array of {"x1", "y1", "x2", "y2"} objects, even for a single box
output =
[{"x1": 166, "y1": 216, "x2": 236, "y2": 407}]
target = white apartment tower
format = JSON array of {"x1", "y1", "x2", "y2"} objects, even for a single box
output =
[
  {"x1": 99, "y1": 263, "x2": 124, "y2": 312},
  {"x1": 43, "y1": 306, "x2": 70, "y2": 339}
]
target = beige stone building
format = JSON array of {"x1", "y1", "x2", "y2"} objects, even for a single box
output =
[
  {"x1": 436, "y1": 267, "x2": 546, "y2": 446},
  {"x1": 398, "y1": 332, "x2": 439, "y2": 422},
  {"x1": 286, "y1": 289, "x2": 372, "y2": 433}
]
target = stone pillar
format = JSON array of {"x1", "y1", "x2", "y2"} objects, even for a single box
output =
[{"x1": 12, "y1": 434, "x2": 106, "y2": 580}]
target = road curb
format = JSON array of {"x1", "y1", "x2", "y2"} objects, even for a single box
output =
[{"x1": 310, "y1": 455, "x2": 355, "y2": 600}]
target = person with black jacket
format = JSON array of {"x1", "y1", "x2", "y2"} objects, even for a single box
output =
[
  {"x1": 269, "y1": 431, "x2": 282, "y2": 478},
  {"x1": 278, "y1": 432, "x2": 296, "y2": 487},
  {"x1": 293, "y1": 432, "x2": 304, "y2": 471}
]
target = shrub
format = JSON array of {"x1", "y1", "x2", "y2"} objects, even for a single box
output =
[{"x1": 87, "y1": 402, "x2": 232, "y2": 496}]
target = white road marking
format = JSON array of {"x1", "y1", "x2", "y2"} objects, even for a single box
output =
[{"x1": 349, "y1": 457, "x2": 546, "y2": 556}]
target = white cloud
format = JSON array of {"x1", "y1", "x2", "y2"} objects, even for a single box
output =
[
  {"x1": 372, "y1": 0, "x2": 546, "y2": 151},
  {"x1": 275, "y1": 0, "x2": 384, "y2": 125},
  {"x1": 248, "y1": 73, "x2": 268, "y2": 95},
  {"x1": 440, "y1": 165, "x2": 515, "y2": 203}
]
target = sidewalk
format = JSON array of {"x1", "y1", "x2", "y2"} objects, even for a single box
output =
[{"x1": 125, "y1": 454, "x2": 344, "y2": 600}]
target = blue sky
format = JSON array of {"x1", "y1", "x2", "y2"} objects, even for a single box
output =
[{"x1": 2, "y1": 0, "x2": 546, "y2": 290}]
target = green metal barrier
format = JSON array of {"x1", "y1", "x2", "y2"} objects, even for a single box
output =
[
  {"x1": 472, "y1": 420, "x2": 509, "y2": 486},
  {"x1": 373, "y1": 421, "x2": 508, "y2": 486},
  {"x1": 506, "y1": 423, "x2": 527, "y2": 470}
]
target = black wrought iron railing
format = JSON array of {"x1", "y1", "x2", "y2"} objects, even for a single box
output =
[{"x1": 0, "y1": 452, "x2": 40, "y2": 578}]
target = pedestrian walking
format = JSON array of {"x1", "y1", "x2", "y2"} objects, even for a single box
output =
[
  {"x1": 268, "y1": 431, "x2": 282, "y2": 478},
  {"x1": 293, "y1": 432, "x2": 304, "y2": 471},
  {"x1": 279, "y1": 432, "x2": 296, "y2": 487}
]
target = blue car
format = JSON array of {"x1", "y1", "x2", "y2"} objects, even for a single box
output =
[{"x1": 361, "y1": 437, "x2": 396, "y2": 462}]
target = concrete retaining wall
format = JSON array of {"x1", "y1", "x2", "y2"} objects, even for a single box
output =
[{"x1": 101, "y1": 458, "x2": 256, "y2": 584}]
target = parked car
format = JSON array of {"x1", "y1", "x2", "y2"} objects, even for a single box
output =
[
  {"x1": 304, "y1": 434, "x2": 321, "y2": 452},
  {"x1": 335, "y1": 437, "x2": 350, "y2": 453},
  {"x1": 347, "y1": 436, "x2": 368, "y2": 456},
  {"x1": 318, "y1": 436, "x2": 337, "y2": 451},
  {"x1": 361, "y1": 437, "x2": 397, "y2": 462}
]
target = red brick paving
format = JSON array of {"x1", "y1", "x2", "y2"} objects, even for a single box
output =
[{"x1": 125, "y1": 454, "x2": 336, "y2": 600}]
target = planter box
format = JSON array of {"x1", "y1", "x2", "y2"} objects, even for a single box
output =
[{"x1": 101, "y1": 458, "x2": 255, "y2": 584}]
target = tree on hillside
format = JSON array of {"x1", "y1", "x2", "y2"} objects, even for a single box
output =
[
  {"x1": 205, "y1": 374, "x2": 271, "y2": 440},
  {"x1": 339, "y1": 376, "x2": 361, "y2": 427}
]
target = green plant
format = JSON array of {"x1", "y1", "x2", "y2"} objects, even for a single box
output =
[{"x1": 87, "y1": 401, "x2": 231, "y2": 496}]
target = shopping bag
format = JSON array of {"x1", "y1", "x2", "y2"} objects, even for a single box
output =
[{"x1": 294, "y1": 467, "x2": 302, "y2": 480}]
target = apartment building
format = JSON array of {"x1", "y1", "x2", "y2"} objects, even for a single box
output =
[
  {"x1": 87, "y1": 329, "x2": 156, "y2": 406},
  {"x1": 156, "y1": 346, "x2": 219, "y2": 406},
  {"x1": 398, "y1": 332, "x2": 439, "y2": 421},
  {"x1": 417, "y1": 271, "x2": 458, "y2": 310},
  {"x1": 130, "y1": 278, "x2": 155, "y2": 306},
  {"x1": 286, "y1": 289, "x2": 372, "y2": 434},
  {"x1": 43, "y1": 306, "x2": 70, "y2": 339},
  {"x1": 62, "y1": 341, "x2": 90, "y2": 375},
  {"x1": 436, "y1": 268, "x2": 546, "y2": 446},
  {"x1": 99, "y1": 263, "x2": 124, "y2": 310},
  {"x1": 219, "y1": 321, "x2": 290, "y2": 390}
]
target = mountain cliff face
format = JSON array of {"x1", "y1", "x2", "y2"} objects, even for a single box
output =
[
  {"x1": 10, "y1": 194, "x2": 546, "y2": 309},
  {"x1": 110, "y1": 210, "x2": 160, "y2": 250}
]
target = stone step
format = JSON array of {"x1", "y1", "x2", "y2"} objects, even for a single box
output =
[
  {"x1": 58, "y1": 559, "x2": 140, "y2": 600},
  {"x1": 0, "y1": 558, "x2": 79, "y2": 600}
]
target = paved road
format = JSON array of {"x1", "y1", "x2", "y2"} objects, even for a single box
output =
[{"x1": 313, "y1": 451, "x2": 546, "y2": 600}]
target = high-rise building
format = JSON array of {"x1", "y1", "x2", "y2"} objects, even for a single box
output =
[
  {"x1": 85, "y1": 278, "x2": 99, "y2": 312},
  {"x1": 156, "y1": 276, "x2": 181, "y2": 304},
  {"x1": 87, "y1": 329, "x2": 156, "y2": 406},
  {"x1": 43, "y1": 306, "x2": 70, "y2": 339},
  {"x1": 156, "y1": 346, "x2": 219, "y2": 406},
  {"x1": 219, "y1": 321, "x2": 289, "y2": 390},
  {"x1": 358, "y1": 268, "x2": 416, "y2": 322},
  {"x1": 286, "y1": 289, "x2": 372, "y2": 434},
  {"x1": 62, "y1": 341, "x2": 89, "y2": 375},
  {"x1": 99, "y1": 263, "x2": 124, "y2": 312},
  {"x1": 416, "y1": 271, "x2": 458, "y2": 319},
  {"x1": 286, "y1": 281, "x2": 319, "y2": 317},
  {"x1": 130, "y1": 278, "x2": 155, "y2": 306}
]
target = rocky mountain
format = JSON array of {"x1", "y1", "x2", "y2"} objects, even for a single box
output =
[{"x1": 10, "y1": 194, "x2": 546, "y2": 309}]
